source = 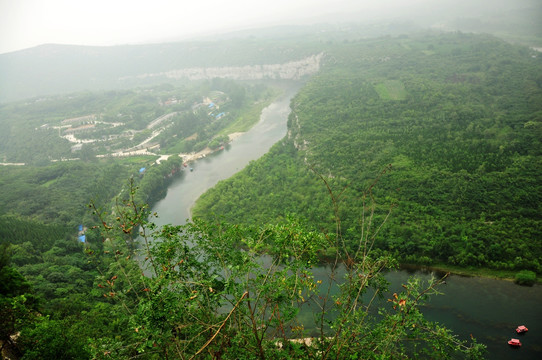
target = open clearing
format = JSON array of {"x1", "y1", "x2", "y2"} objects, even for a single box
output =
[{"x1": 374, "y1": 80, "x2": 407, "y2": 100}]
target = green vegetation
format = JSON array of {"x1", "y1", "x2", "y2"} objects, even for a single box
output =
[
  {"x1": 514, "y1": 270, "x2": 537, "y2": 286},
  {"x1": 12, "y1": 183, "x2": 478, "y2": 359},
  {"x1": 374, "y1": 80, "x2": 407, "y2": 100},
  {"x1": 0, "y1": 80, "x2": 275, "y2": 164},
  {"x1": 0, "y1": 160, "x2": 142, "y2": 225},
  {"x1": 0, "y1": 77, "x2": 284, "y2": 359},
  {"x1": 194, "y1": 33, "x2": 542, "y2": 274},
  {"x1": 1, "y1": 26, "x2": 541, "y2": 358},
  {"x1": 159, "y1": 80, "x2": 279, "y2": 154},
  {"x1": 218, "y1": 86, "x2": 282, "y2": 135}
]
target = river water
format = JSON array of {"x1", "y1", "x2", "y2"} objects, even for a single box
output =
[
  {"x1": 150, "y1": 81, "x2": 542, "y2": 359},
  {"x1": 151, "y1": 81, "x2": 302, "y2": 226}
]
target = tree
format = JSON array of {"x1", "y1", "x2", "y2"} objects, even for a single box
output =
[
  {"x1": 0, "y1": 244, "x2": 35, "y2": 359},
  {"x1": 85, "y1": 179, "x2": 485, "y2": 359}
]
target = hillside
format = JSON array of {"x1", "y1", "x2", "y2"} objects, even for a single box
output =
[
  {"x1": 1, "y1": 17, "x2": 542, "y2": 357},
  {"x1": 193, "y1": 32, "x2": 542, "y2": 272},
  {"x1": 3, "y1": 0, "x2": 541, "y2": 105},
  {"x1": 0, "y1": 80, "x2": 280, "y2": 164},
  {"x1": 0, "y1": 37, "x2": 323, "y2": 103}
]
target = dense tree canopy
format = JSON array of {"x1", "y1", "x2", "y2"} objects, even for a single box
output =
[
  {"x1": 194, "y1": 33, "x2": 542, "y2": 272},
  {"x1": 1, "y1": 31, "x2": 540, "y2": 359}
]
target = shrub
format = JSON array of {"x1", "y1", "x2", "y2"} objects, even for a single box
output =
[{"x1": 514, "y1": 270, "x2": 537, "y2": 286}]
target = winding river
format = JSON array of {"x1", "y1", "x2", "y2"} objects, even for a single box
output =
[{"x1": 150, "y1": 81, "x2": 542, "y2": 359}]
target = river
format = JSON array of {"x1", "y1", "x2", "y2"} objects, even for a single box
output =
[
  {"x1": 151, "y1": 81, "x2": 302, "y2": 226},
  {"x1": 149, "y1": 81, "x2": 542, "y2": 359}
]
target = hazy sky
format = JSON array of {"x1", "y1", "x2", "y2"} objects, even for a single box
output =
[
  {"x1": 1, "y1": 0, "x2": 534, "y2": 55},
  {"x1": 0, "y1": 0, "x2": 430, "y2": 54}
]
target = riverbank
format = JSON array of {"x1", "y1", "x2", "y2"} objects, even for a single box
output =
[
  {"x1": 175, "y1": 86, "x2": 285, "y2": 165},
  {"x1": 177, "y1": 132, "x2": 245, "y2": 164},
  {"x1": 400, "y1": 262, "x2": 542, "y2": 284},
  {"x1": 150, "y1": 82, "x2": 303, "y2": 227},
  {"x1": 314, "y1": 255, "x2": 540, "y2": 284},
  {"x1": 146, "y1": 80, "x2": 542, "y2": 359}
]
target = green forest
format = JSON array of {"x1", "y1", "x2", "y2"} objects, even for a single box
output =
[
  {"x1": 1, "y1": 30, "x2": 541, "y2": 359},
  {"x1": 0, "y1": 80, "x2": 275, "y2": 164},
  {"x1": 193, "y1": 33, "x2": 542, "y2": 274},
  {"x1": 2, "y1": 181, "x2": 486, "y2": 359}
]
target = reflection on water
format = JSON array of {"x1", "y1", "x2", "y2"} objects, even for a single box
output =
[
  {"x1": 388, "y1": 270, "x2": 542, "y2": 359},
  {"x1": 299, "y1": 265, "x2": 542, "y2": 359}
]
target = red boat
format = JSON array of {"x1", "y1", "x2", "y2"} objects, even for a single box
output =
[
  {"x1": 508, "y1": 338, "x2": 522, "y2": 347},
  {"x1": 516, "y1": 325, "x2": 528, "y2": 334}
]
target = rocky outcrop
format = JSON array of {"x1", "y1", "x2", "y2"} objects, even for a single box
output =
[{"x1": 130, "y1": 53, "x2": 324, "y2": 81}]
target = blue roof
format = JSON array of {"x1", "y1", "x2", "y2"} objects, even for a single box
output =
[
  {"x1": 208, "y1": 102, "x2": 214, "y2": 108},
  {"x1": 78, "y1": 224, "x2": 83, "y2": 231},
  {"x1": 139, "y1": 167, "x2": 146, "y2": 173},
  {"x1": 78, "y1": 235, "x2": 86, "y2": 243}
]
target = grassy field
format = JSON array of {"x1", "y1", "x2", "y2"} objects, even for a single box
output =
[
  {"x1": 374, "y1": 80, "x2": 407, "y2": 100},
  {"x1": 218, "y1": 88, "x2": 283, "y2": 135}
]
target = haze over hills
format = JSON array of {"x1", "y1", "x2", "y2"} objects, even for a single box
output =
[
  {"x1": 1, "y1": 1, "x2": 542, "y2": 359},
  {"x1": 0, "y1": 22, "x2": 415, "y2": 103},
  {"x1": 0, "y1": 38, "x2": 319, "y2": 103},
  {"x1": 1, "y1": 0, "x2": 541, "y2": 103}
]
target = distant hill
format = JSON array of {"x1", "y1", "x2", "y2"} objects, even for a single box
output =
[
  {"x1": 0, "y1": 38, "x2": 322, "y2": 103},
  {"x1": 2, "y1": 0, "x2": 541, "y2": 104}
]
